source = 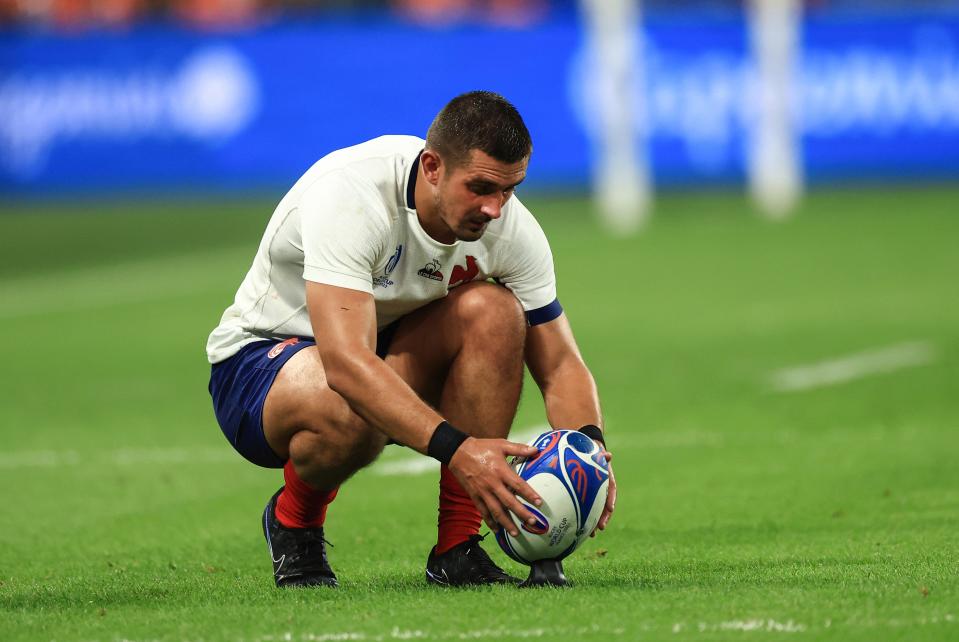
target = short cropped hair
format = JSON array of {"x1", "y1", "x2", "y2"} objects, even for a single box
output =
[{"x1": 426, "y1": 91, "x2": 532, "y2": 168}]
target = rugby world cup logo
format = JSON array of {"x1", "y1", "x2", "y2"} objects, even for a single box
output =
[
  {"x1": 385, "y1": 245, "x2": 403, "y2": 274},
  {"x1": 373, "y1": 245, "x2": 403, "y2": 288}
]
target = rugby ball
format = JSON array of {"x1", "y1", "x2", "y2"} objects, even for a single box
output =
[{"x1": 495, "y1": 429, "x2": 609, "y2": 564}]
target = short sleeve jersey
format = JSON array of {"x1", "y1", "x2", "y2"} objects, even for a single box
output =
[{"x1": 206, "y1": 135, "x2": 562, "y2": 364}]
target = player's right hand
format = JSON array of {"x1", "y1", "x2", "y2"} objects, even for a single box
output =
[{"x1": 448, "y1": 437, "x2": 543, "y2": 537}]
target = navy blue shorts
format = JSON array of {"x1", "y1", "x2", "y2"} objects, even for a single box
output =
[{"x1": 209, "y1": 325, "x2": 399, "y2": 469}]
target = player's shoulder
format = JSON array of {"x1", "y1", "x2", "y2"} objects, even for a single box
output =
[
  {"x1": 300, "y1": 136, "x2": 421, "y2": 200},
  {"x1": 360, "y1": 135, "x2": 425, "y2": 155},
  {"x1": 290, "y1": 135, "x2": 419, "y2": 204},
  {"x1": 315, "y1": 135, "x2": 423, "y2": 174}
]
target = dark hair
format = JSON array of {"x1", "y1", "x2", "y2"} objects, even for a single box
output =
[{"x1": 426, "y1": 91, "x2": 532, "y2": 167}]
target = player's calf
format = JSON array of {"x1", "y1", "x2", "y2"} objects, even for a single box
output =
[
  {"x1": 264, "y1": 425, "x2": 387, "y2": 589},
  {"x1": 424, "y1": 283, "x2": 528, "y2": 577}
]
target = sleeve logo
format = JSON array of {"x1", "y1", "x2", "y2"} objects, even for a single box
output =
[{"x1": 373, "y1": 245, "x2": 403, "y2": 288}]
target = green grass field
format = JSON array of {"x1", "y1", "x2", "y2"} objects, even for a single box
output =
[{"x1": 1, "y1": 186, "x2": 957, "y2": 641}]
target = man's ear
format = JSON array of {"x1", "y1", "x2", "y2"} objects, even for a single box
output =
[{"x1": 420, "y1": 149, "x2": 443, "y2": 186}]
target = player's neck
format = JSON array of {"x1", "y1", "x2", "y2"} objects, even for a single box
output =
[{"x1": 414, "y1": 162, "x2": 457, "y2": 245}]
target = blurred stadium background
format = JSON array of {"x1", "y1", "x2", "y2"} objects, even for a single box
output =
[
  {"x1": 2, "y1": 1, "x2": 958, "y2": 640},
  {"x1": 3, "y1": 0, "x2": 958, "y2": 203}
]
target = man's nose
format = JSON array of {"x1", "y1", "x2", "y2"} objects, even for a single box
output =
[{"x1": 480, "y1": 194, "x2": 504, "y2": 219}]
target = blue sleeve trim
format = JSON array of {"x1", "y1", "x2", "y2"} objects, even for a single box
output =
[{"x1": 525, "y1": 299, "x2": 563, "y2": 327}]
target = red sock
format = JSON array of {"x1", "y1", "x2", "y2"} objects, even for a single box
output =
[
  {"x1": 275, "y1": 460, "x2": 338, "y2": 529},
  {"x1": 436, "y1": 464, "x2": 482, "y2": 554}
]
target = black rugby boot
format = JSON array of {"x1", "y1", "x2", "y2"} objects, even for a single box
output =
[
  {"x1": 425, "y1": 534, "x2": 520, "y2": 587},
  {"x1": 262, "y1": 488, "x2": 338, "y2": 588}
]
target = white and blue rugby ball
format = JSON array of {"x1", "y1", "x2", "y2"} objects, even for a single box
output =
[{"x1": 496, "y1": 429, "x2": 609, "y2": 565}]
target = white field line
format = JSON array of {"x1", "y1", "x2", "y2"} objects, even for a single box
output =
[
  {"x1": 0, "y1": 428, "x2": 550, "y2": 473},
  {"x1": 0, "y1": 446, "x2": 236, "y2": 470},
  {"x1": 0, "y1": 247, "x2": 248, "y2": 320},
  {"x1": 0, "y1": 424, "x2": 720, "y2": 473},
  {"x1": 250, "y1": 614, "x2": 956, "y2": 642},
  {"x1": 371, "y1": 458, "x2": 439, "y2": 476},
  {"x1": 672, "y1": 619, "x2": 806, "y2": 633},
  {"x1": 254, "y1": 625, "x2": 624, "y2": 642},
  {"x1": 372, "y1": 425, "x2": 723, "y2": 477},
  {"x1": 371, "y1": 425, "x2": 548, "y2": 477},
  {"x1": 767, "y1": 340, "x2": 938, "y2": 393}
]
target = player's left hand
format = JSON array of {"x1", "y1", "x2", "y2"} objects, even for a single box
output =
[{"x1": 591, "y1": 447, "x2": 615, "y2": 536}]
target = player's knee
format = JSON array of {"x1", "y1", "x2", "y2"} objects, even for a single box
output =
[
  {"x1": 345, "y1": 425, "x2": 389, "y2": 470},
  {"x1": 289, "y1": 415, "x2": 386, "y2": 478},
  {"x1": 323, "y1": 408, "x2": 388, "y2": 468},
  {"x1": 450, "y1": 282, "x2": 525, "y2": 344}
]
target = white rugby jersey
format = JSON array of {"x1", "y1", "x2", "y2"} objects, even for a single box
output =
[{"x1": 206, "y1": 135, "x2": 562, "y2": 364}]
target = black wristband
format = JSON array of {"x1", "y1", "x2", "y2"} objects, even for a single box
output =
[
  {"x1": 427, "y1": 421, "x2": 469, "y2": 465},
  {"x1": 578, "y1": 424, "x2": 606, "y2": 448}
]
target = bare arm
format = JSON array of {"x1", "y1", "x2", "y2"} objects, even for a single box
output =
[
  {"x1": 525, "y1": 313, "x2": 602, "y2": 428},
  {"x1": 306, "y1": 281, "x2": 542, "y2": 533},
  {"x1": 525, "y1": 312, "x2": 616, "y2": 532},
  {"x1": 307, "y1": 281, "x2": 442, "y2": 453}
]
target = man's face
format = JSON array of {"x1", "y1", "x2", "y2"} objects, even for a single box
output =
[{"x1": 433, "y1": 149, "x2": 528, "y2": 242}]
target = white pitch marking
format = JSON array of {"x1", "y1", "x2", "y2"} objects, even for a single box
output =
[
  {"x1": 1, "y1": 424, "x2": 715, "y2": 473},
  {"x1": 0, "y1": 449, "x2": 81, "y2": 469},
  {"x1": 767, "y1": 341, "x2": 937, "y2": 392},
  {"x1": 0, "y1": 428, "x2": 552, "y2": 473},
  {"x1": 371, "y1": 425, "x2": 549, "y2": 477},
  {"x1": 716, "y1": 620, "x2": 806, "y2": 633},
  {"x1": 109, "y1": 447, "x2": 237, "y2": 466},
  {"x1": 373, "y1": 458, "x2": 438, "y2": 477},
  {"x1": 0, "y1": 446, "x2": 235, "y2": 470},
  {"x1": 255, "y1": 625, "x2": 623, "y2": 642},
  {"x1": 672, "y1": 619, "x2": 807, "y2": 634}
]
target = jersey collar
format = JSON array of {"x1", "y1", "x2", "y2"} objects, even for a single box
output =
[{"x1": 405, "y1": 150, "x2": 422, "y2": 211}]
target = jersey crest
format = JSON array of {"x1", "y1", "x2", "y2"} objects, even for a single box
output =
[{"x1": 449, "y1": 255, "x2": 480, "y2": 287}]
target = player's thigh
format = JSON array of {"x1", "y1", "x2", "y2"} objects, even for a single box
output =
[
  {"x1": 261, "y1": 346, "x2": 369, "y2": 461},
  {"x1": 263, "y1": 282, "x2": 522, "y2": 455},
  {"x1": 383, "y1": 281, "x2": 524, "y2": 405},
  {"x1": 262, "y1": 338, "x2": 438, "y2": 460}
]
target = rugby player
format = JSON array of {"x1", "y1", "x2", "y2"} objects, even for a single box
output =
[{"x1": 206, "y1": 91, "x2": 616, "y2": 588}]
